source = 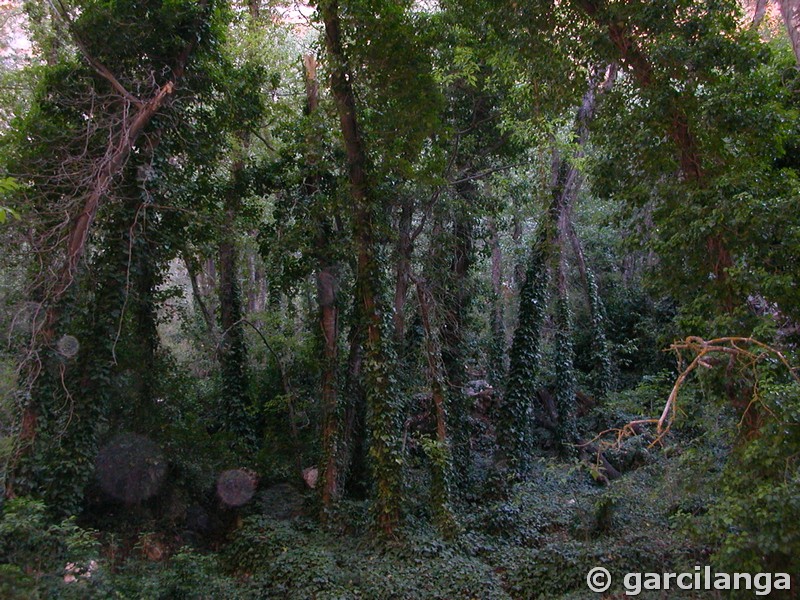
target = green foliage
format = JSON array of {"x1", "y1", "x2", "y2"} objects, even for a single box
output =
[
  {"x1": 698, "y1": 381, "x2": 800, "y2": 579},
  {"x1": 554, "y1": 293, "x2": 578, "y2": 455},
  {"x1": 0, "y1": 177, "x2": 19, "y2": 224},
  {"x1": 584, "y1": 269, "x2": 613, "y2": 398},
  {"x1": 0, "y1": 497, "x2": 100, "y2": 596},
  {"x1": 589, "y1": 5, "x2": 800, "y2": 327},
  {"x1": 1, "y1": 0, "x2": 799, "y2": 598},
  {"x1": 420, "y1": 437, "x2": 459, "y2": 538},
  {"x1": 224, "y1": 514, "x2": 508, "y2": 599}
]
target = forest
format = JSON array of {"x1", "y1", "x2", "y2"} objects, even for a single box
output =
[{"x1": 0, "y1": 0, "x2": 799, "y2": 598}]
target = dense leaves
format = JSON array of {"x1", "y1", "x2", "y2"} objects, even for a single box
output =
[{"x1": 0, "y1": 0, "x2": 798, "y2": 598}]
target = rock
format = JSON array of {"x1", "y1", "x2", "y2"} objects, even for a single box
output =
[
  {"x1": 216, "y1": 469, "x2": 258, "y2": 507},
  {"x1": 302, "y1": 466, "x2": 318, "y2": 489},
  {"x1": 257, "y1": 483, "x2": 305, "y2": 520},
  {"x1": 63, "y1": 560, "x2": 98, "y2": 583},
  {"x1": 94, "y1": 433, "x2": 167, "y2": 504}
]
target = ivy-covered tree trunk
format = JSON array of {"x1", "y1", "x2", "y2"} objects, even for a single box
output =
[
  {"x1": 341, "y1": 313, "x2": 368, "y2": 499},
  {"x1": 218, "y1": 155, "x2": 254, "y2": 447},
  {"x1": 130, "y1": 218, "x2": 162, "y2": 425},
  {"x1": 15, "y1": 198, "x2": 142, "y2": 512},
  {"x1": 553, "y1": 260, "x2": 578, "y2": 455},
  {"x1": 546, "y1": 67, "x2": 611, "y2": 452},
  {"x1": 414, "y1": 276, "x2": 458, "y2": 536},
  {"x1": 320, "y1": 0, "x2": 404, "y2": 535},
  {"x1": 11, "y1": 0, "x2": 211, "y2": 493},
  {"x1": 498, "y1": 227, "x2": 550, "y2": 475},
  {"x1": 439, "y1": 201, "x2": 475, "y2": 483},
  {"x1": 566, "y1": 222, "x2": 613, "y2": 398},
  {"x1": 487, "y1": 217, "x2": 507, "y2": 388},
  {"x1": 393, "y1": 198, "x2": 414, "y2": 344},
  {"x1": 500, "y1": 66, "x2": 614, "y2": 469}
]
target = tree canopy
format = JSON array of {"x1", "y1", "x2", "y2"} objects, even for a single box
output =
[{"x1": 0, "y1": 0, "x2": 798, "y2": 597}]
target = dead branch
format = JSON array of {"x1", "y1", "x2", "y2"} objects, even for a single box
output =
[
  {"x1": 581, "y1": 336, "x2": 800, "y2": 462},
  {"x1": 48, "y1": 0, "x2": 142, "y2": 106}
]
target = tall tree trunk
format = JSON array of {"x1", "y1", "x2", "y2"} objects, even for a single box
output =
[
  {"x1": 393, "y1": 198, "x2": 414, "y2": 343},
  {"x1": 218, "y1": 151, "x2": 254, "y2": 447},
  {"x1": 132, "y1": 232, "x2": 160, "y2": 411},
  {"x1": 780, "y1": 0, "x2": 800, "y2": 66},
  {"x1": 414, "y1": 276, "x2": 458, "y2": 536},
  {"x1": 500, "y1": 66, "x2": 611, "y2": 470},
  {"x1": 14, "y1": 4, "x2": 209, "y2": 482},
  {"x1": 318, "y1": 263, "x2": 339, "y2": 508},
  {"x1": 498, "y1": 227, "x2": 550, "y2": 475},
  {"x1": 487, "y1": 218, "x2": 507, "y2": 387},
  {"x1": 320, "y1": 0, "x2": 403, "y2": 535},
  {"x1": 439, "y1": 194, "x2": 475, "y2": 482},
  {"x1": 341, "y1": 315, "x2": 368, "y2": 499},
  {"x1": 301, "y1": 52, "x2": 343, "y2": 515}
]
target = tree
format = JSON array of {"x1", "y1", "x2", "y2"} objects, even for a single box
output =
[
  {"x1": 317, "y1": 0, "x2": 405, "y2": 534},
  {"x1": 3, "y1": 0, "x2": 237, "y2": 509}
]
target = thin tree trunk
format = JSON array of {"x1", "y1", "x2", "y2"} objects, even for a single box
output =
[
  {"x1": 440, "y1": 193, "x2": 475, "y2": 480},
  {"x1": 133, "y1": 233, "x2": 159, "y2": 411},
  {"x1": 393, "y1": 198, "x2": 414, "y2": 343},
  {"x1": 217, "y1": 125, "x2": 258, "y2": 448},
  {"x1": 752, "y1": 0, "x2": 770, "y2": 27},
  {"x1": 302, "y1": 52, "x2": 343, "y2": 514},
  {"x1": 415, "y1": 277, "x2": 449, "y2": 445},
  {"x1": 185, "y1": 255, "x2": 218, "y2": 339},
  {"x1": 487, "y1": 218, "x2": 507, "y2": 386},
  {"x1": 414, "y1": 275, "x2": 458, "y2": 535},
  {"x1": 318, "y1": 264, "x2": 339, "y2": 507},
  {"x1": 217, "y1": 170, "x2": 253, "y2": 445},
  {"x1": 341, "y1": 316, "x2": 367, "y2": 498}
]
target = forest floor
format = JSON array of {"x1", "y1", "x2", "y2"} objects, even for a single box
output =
[{"x1": 52, "y1": 440, "x2": 719, "y2": 599}]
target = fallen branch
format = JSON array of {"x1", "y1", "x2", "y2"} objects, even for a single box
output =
[{"x1": 583, "y1": 336, "x2": 799, "y2": 454}]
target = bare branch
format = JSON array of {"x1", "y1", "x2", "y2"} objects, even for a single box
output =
[
  {"x1": 585, "y1": 336, "x2": 800, "y2": 458},
  {"x1": 47, "y1": 0, "x2": 143, "y2": 106}
]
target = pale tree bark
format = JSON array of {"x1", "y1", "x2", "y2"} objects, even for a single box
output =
[
  {"x1": 184, "y1": 254, "x2": 217, "y2": 338},
  {"x1": 779, "y1": 0, "x2": 800, "y2": 66},
  {"x1": 752, "y1": 0, "x2": 770, "y2": 27}
]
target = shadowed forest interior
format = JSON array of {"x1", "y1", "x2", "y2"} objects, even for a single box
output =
[{"x1": 0, "y1": 0, "x2": 799, "y2": 598}]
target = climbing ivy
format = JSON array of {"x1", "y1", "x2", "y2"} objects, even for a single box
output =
[{"x1": 499, "y1": 228, "x2": 551, "y2": 476}]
